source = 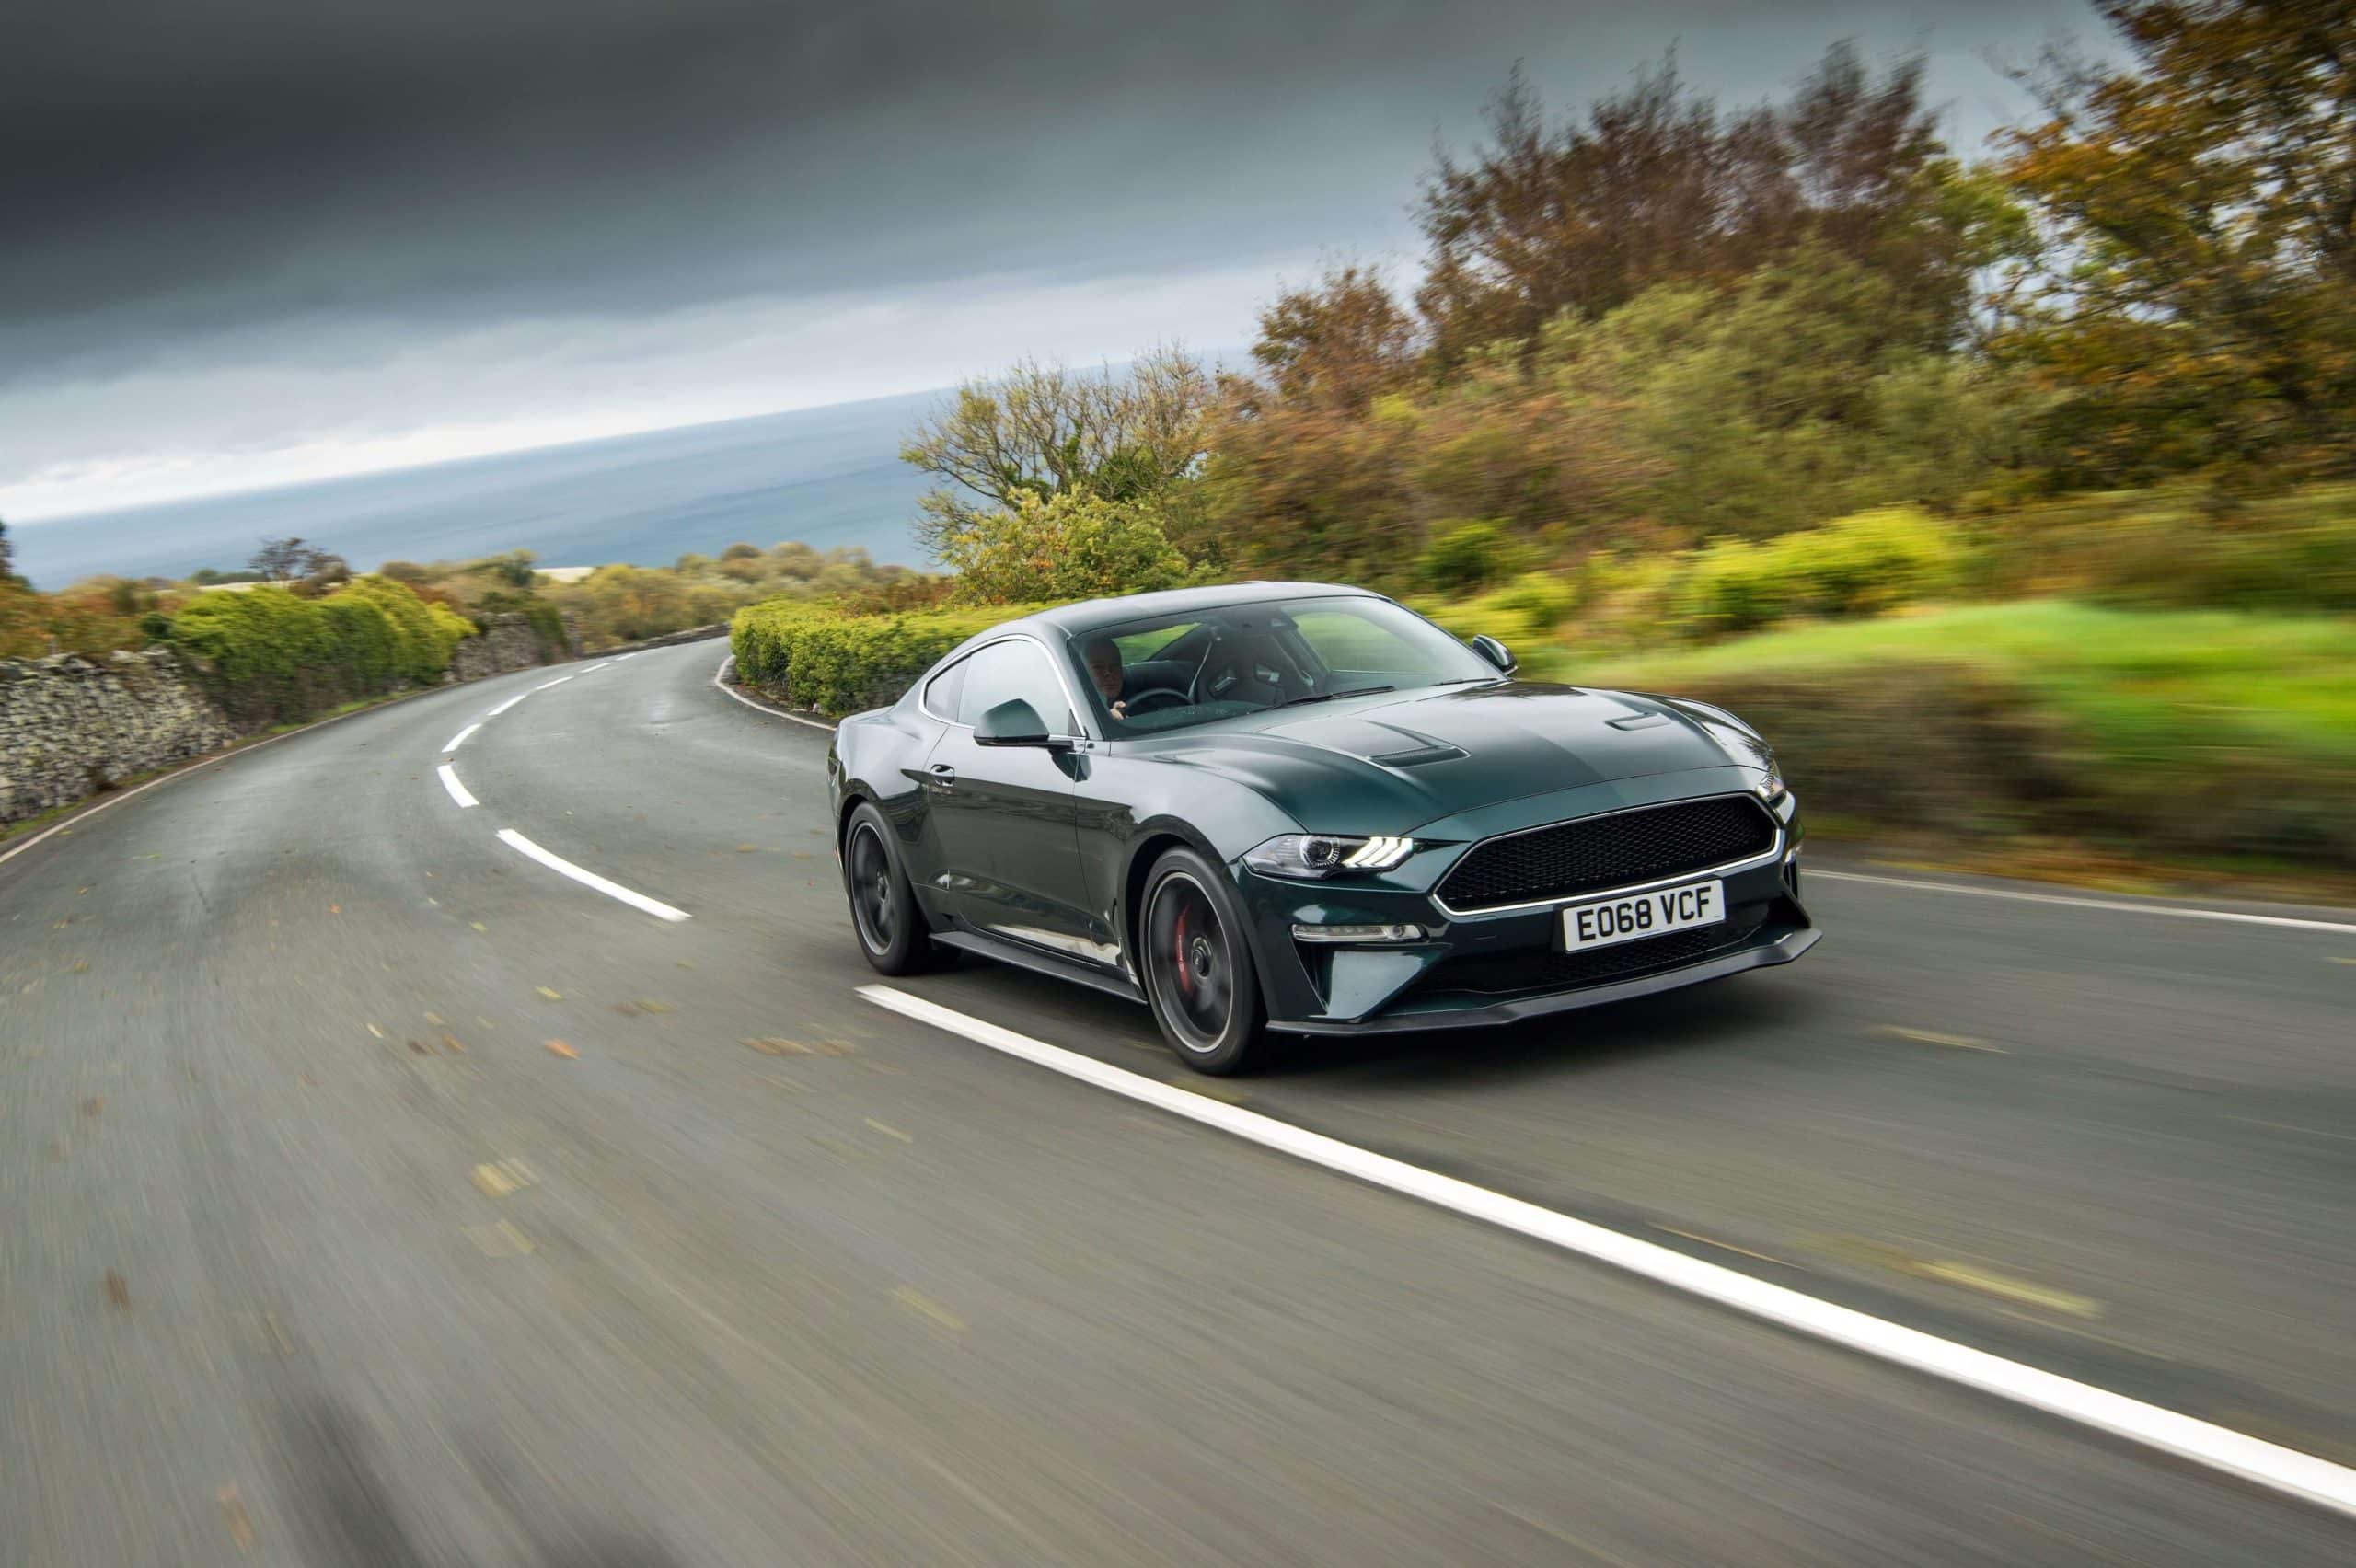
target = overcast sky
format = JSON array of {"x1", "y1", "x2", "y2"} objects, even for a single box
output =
[{"x1": 2, "y1": 0, "x2": 2099, "y2": 521}]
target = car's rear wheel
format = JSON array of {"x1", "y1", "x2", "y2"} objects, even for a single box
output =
[
  {"x1": 843, "y1": 801, "x2": 949, "y2": 975},
  {"x1": 1139, "y1": 847, "x2": 1269, "y2": 1074}
]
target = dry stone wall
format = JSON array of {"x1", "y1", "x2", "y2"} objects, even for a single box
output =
[{"x1": 0, "y1": 649, "x2": 234, "y2": 825}]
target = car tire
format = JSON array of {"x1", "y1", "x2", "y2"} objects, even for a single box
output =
[
  {"x1": 842, "y1": 801, "x2": 949, "y2": 975},
  {"x1": 1138, "y1": 846, "x2": 1271, "y2": 1075}
]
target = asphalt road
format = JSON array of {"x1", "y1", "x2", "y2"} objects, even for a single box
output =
[{"x1": 5, "y1": 639, "x2": 2353, "y2": 1565}]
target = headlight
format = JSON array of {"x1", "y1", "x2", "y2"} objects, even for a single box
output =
[
  {"x1": 1752, "y1": 762, "x2": 1785, "y2": 803},
  {"x1": 1242, "y1": 834, "x2": 1415, "y2": 878}
]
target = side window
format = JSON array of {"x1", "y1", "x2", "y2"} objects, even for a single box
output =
[
  {"x1": 922, "y1": 657, "x2": 967, "y2": 720},
  {"x1": 957, "y1": 640, "x2": 1076, "y2": 732}
]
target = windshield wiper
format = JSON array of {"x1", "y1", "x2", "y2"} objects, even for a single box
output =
[{"x1": 1276, "y1": 685, "x2": 1395, "y2": 709}]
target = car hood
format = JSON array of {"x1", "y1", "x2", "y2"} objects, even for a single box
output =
[{"x1": 1143, "y1": 681, "x2": 1749, "y2": 831}]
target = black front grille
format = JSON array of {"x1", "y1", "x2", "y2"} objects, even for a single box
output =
[
  {"x1": 1414, "y1": 905, "x2": 1770, "y2": 997},
  {"x1": 1438, "y1": 795, "x2": 1776, "y2": 912}
]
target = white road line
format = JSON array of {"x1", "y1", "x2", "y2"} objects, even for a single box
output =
[
  {"x1": 442, "y1": 722, "x2": 481, "y2": 754},
  {"x1": 582, "y1": 662, "x2": 614, "y2": 673},
  {"x1": 858, "y1": 984, "x2": 2356, "y2": 1522},
  {"x1": 495, "y1": 829, "x2": 689, "y2": 922},
  {"x1": 1810, "y1": 869, "x2": 2356, "y2": 935},
  {"x1": 435, "y1": 765, "x2": 479, "y2": 809},
  {"x1": 711, "y1": 652, "x2": 837, "y2": 731},
  {"x1": 485, "y1": 689, "x2": 533, "y2": 717},
  {"x1": 536, "y1": 674, "x2": 574, "y2": 691}
]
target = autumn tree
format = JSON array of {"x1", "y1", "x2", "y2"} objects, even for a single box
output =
[
  {"x1": 1997, "y1": 0, "x2": 2356, "y2": 485},
  {"x1": 1416, "y1": 44, "x2": 1996, "y2": 365},
  {"x1": 1246, "y1": 263, "x2": 1421, "y2": 414},
  {"x1": 899, "y1": 347, "x2": 1213, "y2": 557}
]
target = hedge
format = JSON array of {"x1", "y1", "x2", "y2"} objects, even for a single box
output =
[
  {"x1": 167, "y1": 576, "x2": 473, "y2": 727},
  {"x1": 731, "y1": 600, "x2": 1048, "y2": 717}
]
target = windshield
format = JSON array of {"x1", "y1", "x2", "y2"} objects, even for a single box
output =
[{"x1": 1068, "y1": 594, "x2": 1500, "y2": 736}]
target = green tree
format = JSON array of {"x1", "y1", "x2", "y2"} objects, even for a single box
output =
[
  {"x1": 900, "y1": 347, "x2": 1212, "y2": 557},
  {"x1": 1997, "y1": 0, "x2": 2356, "y2": 484},
  {"x1": 938, "y1": 490, "x2": 1192, "y2": 605},
  {"x1": 0, "y1": 517, "x2": 17, "y2": 585}
]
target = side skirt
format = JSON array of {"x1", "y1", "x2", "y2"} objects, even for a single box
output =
[{"x1": 932, "y1": 930, "x2": 1149, "y2": 1005}]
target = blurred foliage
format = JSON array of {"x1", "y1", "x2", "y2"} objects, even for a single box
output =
[
  {"x1": 1578, "y1": 602, "x2": 2356, "y2": 871},
  {"x1": 1992, "y1": 1, "x2": 2356, "y2": 489}
]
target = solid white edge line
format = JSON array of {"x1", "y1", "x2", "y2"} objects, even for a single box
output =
[
  {"x1": 857, "y1": 983, "x2": 2356, "y2": 1522},
  {"x1": 435, "y1": 764, "x2": 479, "y2": 809},
  {"x1": 495, "y1": 828, "x2": 689, "y2": 922},
  {"x1": 712, "y1": 651, "x2": 837, "y2": 731},
  {"x1": 1811, "y1": 869, "x2": 2356, "y2": 935},
  {"x1": 442, "y1": 722, "x2": 481, "y2": 755}
]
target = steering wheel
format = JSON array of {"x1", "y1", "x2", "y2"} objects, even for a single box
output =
[{"x1": 1122, "y1": 686, "x2": 1191, "y2": 716}]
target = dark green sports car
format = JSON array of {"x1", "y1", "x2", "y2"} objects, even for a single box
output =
[{"x1": 828, "y1": 582, "x2": 1817, "y2": 1072}]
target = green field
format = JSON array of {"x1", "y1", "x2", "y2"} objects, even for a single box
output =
[
  {"x1": 1573, "y1": 601, "x2": 2356, "y2": 769},
  {"x1": 1557, "y1": 601, "x2": 2356, "y2": 882}
]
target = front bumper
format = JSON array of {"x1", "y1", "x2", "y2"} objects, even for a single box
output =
[
  {"x1": 1238, "y1": 773, "x2": 1815, "y2": 1033},
  {"x1": 1274, "y1": 924, "x2": 1819, "y2": 1035}
]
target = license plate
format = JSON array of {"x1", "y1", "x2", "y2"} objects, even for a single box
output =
[{"x1": 1560, "y1": 879, "x2": 1725, "y2": 951}]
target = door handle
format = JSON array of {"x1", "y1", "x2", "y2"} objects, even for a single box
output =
[{"x1": 927, "y1": 763, "x2": 957, "y2": 789}]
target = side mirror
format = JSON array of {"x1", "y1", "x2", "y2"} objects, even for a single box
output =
[
  {"x1": 974, "y1": 697, "x2": 1074, "y2": 749},
  {"x1": 1470, "y1": 634, "x2": 1518, "y2": 674}
]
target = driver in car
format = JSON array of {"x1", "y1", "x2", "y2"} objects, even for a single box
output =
[{"x1": 1082, "y1": 637, "x2": 1128, "y2": 720}]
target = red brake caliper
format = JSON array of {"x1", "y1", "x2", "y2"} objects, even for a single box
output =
[{"x1": 1174, "y1": 907, "x2": 1193, "y2": 994}]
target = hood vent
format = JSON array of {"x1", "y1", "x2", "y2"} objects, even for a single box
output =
[{"x1": 1370, "y1": 743, "x2": 1468, "y2": 767}]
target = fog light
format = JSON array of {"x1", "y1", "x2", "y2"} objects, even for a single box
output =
[{"x1": 1292, "y1": 922, "x2": 1425, "y2": 944}]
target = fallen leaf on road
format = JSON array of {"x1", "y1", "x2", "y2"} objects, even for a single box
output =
[
  {"x1": 424, "y1": 1011, "x2": 445, "y2": 1026},
  {"x1": 68, "y1": 958, "x2": 89, "y2": 974},
  {"x1": 80, "y1": 1095, "x2": 103, "y2": 1118},
  {"x1": 105, "y1": 1271, "x2": 130, "y2": 1310},
  {"x1": 864, "y1": 1119, "x2": 912, "y2": 1143},
  {"x1": 536, "y1": 986, "x2": 562, "y2": 1000},
  {"x1": 735, "y1": 844, "x2": 757, "y2": 853},
  {"x1": 470, "y1": 922, "x2": 488, "y2": 933},
  {"x1": 469, "y1": 1159, "x2": 537, "y2": 1197},
  {"x1": 612, "y1": 1001, "x2": 641, "y2": 1018},
  {"x1": 544, "y1": 1039, "x2": 577, "y2": 1058},
  {"x1": 409, "y1": 1040, "x2": 430, "y2": 1055},
  {"x1": 329, "y1": 905, "x2": 341, "y2": 915},
  {"x1": 742, "y1": 1037, "x2": 810, "y2": 1055},
  {"x1": 217, "y1": 1485, "x2": 255, "y2": 1552},
  {"x1": 440, "y1": 1033, "x2": 466, "y2": 1054},
  {"x1": 636, "y1": 998, "x2": 674, "y2": 1015},
  {"x1": 366, "y1": 1023, "x2": 384, "y2": 1039}
]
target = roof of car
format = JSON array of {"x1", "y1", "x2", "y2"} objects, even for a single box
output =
[{"x1": 1022, "y1": 582, "x2": 1380, "y2": 639}]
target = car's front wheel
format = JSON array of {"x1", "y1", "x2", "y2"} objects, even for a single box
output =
[
  {"x1": 1139, "y1": 847, "x2": 1269, "y2": 1074},
  {"x1": 843, "y1": 801, "x2": 949, "y2": 975}
]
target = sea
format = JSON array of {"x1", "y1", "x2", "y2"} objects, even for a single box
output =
[{"x1": 7, "y1": 389, "x2": 944, "y2": 589}]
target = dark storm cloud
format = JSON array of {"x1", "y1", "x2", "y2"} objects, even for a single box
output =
[{"x1": 4, "y1": 0, "x2": 2094, "y2": 390}]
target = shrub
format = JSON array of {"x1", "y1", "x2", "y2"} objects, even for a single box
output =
[
  {"x1": 1414, "y1": 570, "x2": 1576, "y2": 651},
  {"x1": 1978, "y1": 483, "x2": 2356, "y2": 615},
  {"x1": 168, "y1": 575, "x2": 463, "y2": 726},
  {"x1": 1671, "y1": 506, "x2": 1966, "y2": 635},
  {"x1": 938, "y1": 490, "x2": 1192, "y2": 605},
  {"x1": 1416, "y1": 519, "x2": 1533, "y2": 592},
  {"x1": 732, "y1": 600, "x2": 1047, "y2": 716},
  {"x1": 338, "y1": 575, "x2": 470, "y2": 682}
]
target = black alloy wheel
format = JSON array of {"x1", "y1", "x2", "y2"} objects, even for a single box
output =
[
  {"x1": 1139, "y1": 847, "x2": 1268, "y2": 1074},
  {"x1": 842, "y1": 801, "x2": 946, "y2": 975}
]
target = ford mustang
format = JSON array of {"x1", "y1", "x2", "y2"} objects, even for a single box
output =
[{"x1": 827, "y1": 582, "x2": 1817, "y2": 1072}]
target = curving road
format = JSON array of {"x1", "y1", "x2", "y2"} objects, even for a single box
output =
[{"x1": 5, "y1": 639, "x2": 2354, "y2": 1565}]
